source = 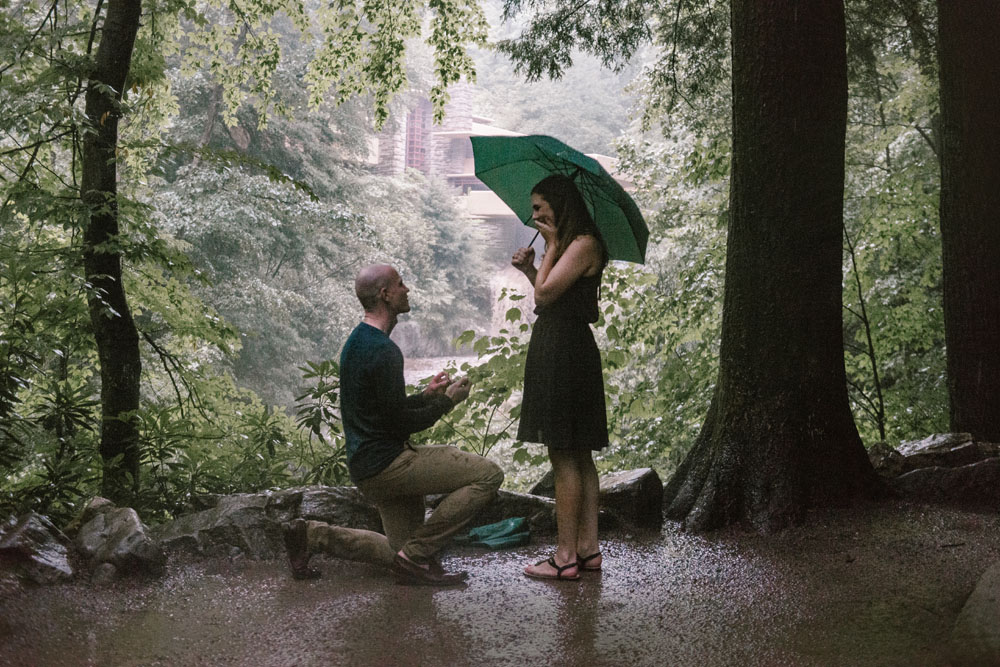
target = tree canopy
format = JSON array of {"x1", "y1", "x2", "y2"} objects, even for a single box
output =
[{"x1": 3, "y1": 0, "x2": 989, "y2": 531}]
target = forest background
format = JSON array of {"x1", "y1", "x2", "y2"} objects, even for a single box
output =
[{"x1": 1, "y1": 0, "x2": 948, "y2": 525}]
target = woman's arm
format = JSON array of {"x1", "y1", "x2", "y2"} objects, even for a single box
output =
[
  {"x1": 511, "y1": 246, "x2": 537, "y2": 285},
  {"x1": 534, "y1": 236, "x2": 601, "y2": 307}
]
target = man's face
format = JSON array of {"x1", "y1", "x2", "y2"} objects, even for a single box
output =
[{"x1": 383, "y1": 270, "x2": 410, "y2": 315}]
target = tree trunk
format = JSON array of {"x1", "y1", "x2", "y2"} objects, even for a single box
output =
[
  {"x1": 937, "y1": 2, "x2": 1000, "y2": 442},
  {"x1": 81, "y1": 0, "x2": 143, "y2": 503},
  {"x1": 664, "y1": 0, "x2": 883, "y2": 532}
]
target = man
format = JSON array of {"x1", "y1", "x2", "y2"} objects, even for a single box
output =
[{"x1": 283, "y1": 264, "x2": 504, "y2": 586}]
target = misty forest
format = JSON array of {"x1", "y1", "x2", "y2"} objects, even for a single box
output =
[{"x1": 2, "y1": 0, "x2": 998, "y2": 533}]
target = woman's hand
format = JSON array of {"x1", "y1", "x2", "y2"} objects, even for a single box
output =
[
  {"x1": 534, "y1": 220, "x2": 556, "y2": 244},
  {"x1": 511, "y1": 246, "x2": 536, "y2": 274}
]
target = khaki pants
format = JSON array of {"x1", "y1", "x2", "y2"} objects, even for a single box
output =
[
  {"x1": 306, "y1": 522, "x2": 395, "y2": 567},
  {"x1": 356, "y1": 444, "x2": 504, "y2": 563}
]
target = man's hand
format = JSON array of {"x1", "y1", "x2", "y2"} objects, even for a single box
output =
[
  {"x1": 424, "y1": 371, "x2": 452, "y2": 395},
  {"x1": 511, "y1": 247, "x2": 536, "y2": 274},
  {"x1": 444, "y1": 376, "x2": 471, "y2": 405}
]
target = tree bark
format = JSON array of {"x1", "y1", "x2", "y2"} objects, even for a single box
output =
[
  {"x1": 81, "y1": 0, "x2": 143, "y2": 503},
  {"x1": 937, "y1": 2, "x2": 1000, "y2": 442},
  {"x1": 664, "y1": 0, "x2": 883, "y2": 533}
]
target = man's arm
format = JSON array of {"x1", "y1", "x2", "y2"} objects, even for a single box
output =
[{"x1": 375, "y1": 348, "x2": 454, "y2": 436}]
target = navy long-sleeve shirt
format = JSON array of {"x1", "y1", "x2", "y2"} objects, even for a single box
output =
[{"x1": 339, "y1": 322, "x2": 453, "y2": 482}]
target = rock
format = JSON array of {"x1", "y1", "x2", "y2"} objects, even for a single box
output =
[
  {"x1": 0, "y1": 512, "x2": 75, "y2": 585},
  {"x1": 898, "y1": 432, "x2": 974, "y2": 456},
  {"x1": 0, "y1": 570, "x2": 21, "y2": 597},
  {"x1": 76, "y1": 507, "x2": 166, "y2": 575},
  {"x1": 63, "y1": 497, "x2": 115, "y2": 538},
  {"x1": 152, "y1": 486, "x2": 381, "y2": 559},
  {"x1": 891, "y1": 459, "x2": 1000, "y2": 506},
  {"x1": 868, "y1": 441, "x2": 910, "y2": 479},
  {"x1": 528, "y1": 469, "x2": 555, "y2": 497},
  {"x1": 600, "y1": 468, "x2": 663, "y2": 530},
  {"x1": 186, "y1": 494, "x2": 224, "y2": 512},
  {"x1": 950, "y1": 561, "x2": 1000, "y2": 665},
  {"x1": 514, "y1": 468, "x2": 665, "y2": 531},
  {"x1": 868, "y1": 434, "x2": 1000, "y2": 505},
  {"x1": 153, "y1": 492, "x2": 282, "y2": 559},
  {"x1": 894, "y1": 432, "x2": 1000, "y2": 468},
  {"x1": 91, "y1": 562, "x2": 118, "y2": 585},
  {"x1": 298, "y1": 486, "x2": 382, "y2": 531},
  {"x1": 465, "y1": 490, "x2": 557, "y2": 534}
]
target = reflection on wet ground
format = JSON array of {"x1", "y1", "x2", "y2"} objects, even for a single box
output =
[{"x1": 2, "y1": 500, "x2": 998, "y2": 666}]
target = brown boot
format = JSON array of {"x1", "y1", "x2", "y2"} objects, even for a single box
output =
[{"x1": 283, "y1": 519, "x2": 320, "y2": 580}]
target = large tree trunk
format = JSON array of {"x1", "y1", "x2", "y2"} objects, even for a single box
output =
[
  {"x1": 664, "y1": 0, "x2": 883, "y2": 532},
  {"x1": 937, "y1": 2, "x2": 1000, "y2": 442},
  {"x1": 81, "y1": 0, "x2": 143, "y2": 503}
]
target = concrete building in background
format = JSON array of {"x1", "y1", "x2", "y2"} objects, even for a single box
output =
[{"x1": 374, "y1": 83, "x2": 632, "y2": 264}]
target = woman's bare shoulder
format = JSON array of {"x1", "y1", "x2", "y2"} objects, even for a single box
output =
[
  {"x1": 569, "y1": 235, "x2": 603, "y2": 274},
  {"x1": 570, "y1": 234, "x2": 602, "y2": 252}
]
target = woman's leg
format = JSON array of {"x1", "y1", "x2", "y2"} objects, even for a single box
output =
[
  {"x1": 551, "y1": 448, "x2": 583, "y2": 566},
  {"x1": 525, "y1": 447, "x2": 581, "y2": 578},
  {"x1": 574, "y1": 450, "x2": 602, "y2": 568}
]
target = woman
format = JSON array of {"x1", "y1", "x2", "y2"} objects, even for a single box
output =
[{"x1": 511, "y1": 173, "x2": 609, "y2": 581}]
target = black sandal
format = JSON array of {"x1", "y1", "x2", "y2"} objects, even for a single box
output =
[
  {"x1": 524, "y1": 556, "x2": 580, "y2": 581},
  {"x1": 577, "y1": 551, "x2": 602, "y2": 571}
]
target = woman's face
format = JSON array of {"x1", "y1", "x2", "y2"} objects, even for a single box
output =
[{"x1": 530, "y1": 193, "x2": 556, "y2": 228}]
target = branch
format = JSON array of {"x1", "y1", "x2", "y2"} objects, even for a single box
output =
[
  {"x1": 845, "y1": 378, "x2": 879, "y2": 420},
  {"x1": 844, "y1": 226, "x2": 886, "y2": 439},
  {"x1": 0, "y1": 129, "x2": 75, "y2": 158},
  {"x1": 139, "y1": 330, "x2": 213, "y2": 422},
  {"x1": 140, "y1": 330, "x2": 185, "y2": 413},
  {"x1": 913, "y1": 123, "x2": 938, "y2": 158},
  {"x1": 0, "y1": 0, "x2": 60, "y2": 77}
]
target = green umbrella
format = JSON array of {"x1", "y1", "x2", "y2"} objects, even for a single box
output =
[{"x1": 470, "y1": 134, "x2": 648, "y2": 263}]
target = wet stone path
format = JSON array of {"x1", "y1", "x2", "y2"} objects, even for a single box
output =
[{"x1": 2, "y1": 501, "x2": 998, "y2": 666}]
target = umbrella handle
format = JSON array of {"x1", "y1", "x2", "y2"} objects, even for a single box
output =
[{"x1": 529, "y1": 229, "x2": 540, "y2": 248}]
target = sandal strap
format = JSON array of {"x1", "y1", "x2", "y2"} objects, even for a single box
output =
[
  {"x1": 577, "y1": 551, "x2": 602, "y2": 566},
  {"x1": 540, "y1": 556, "x2": 577, "y2": 579}
]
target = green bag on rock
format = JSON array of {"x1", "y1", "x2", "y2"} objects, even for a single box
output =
[{"x1": 455, "y1": 517, "x2": 530, "y2": 549}]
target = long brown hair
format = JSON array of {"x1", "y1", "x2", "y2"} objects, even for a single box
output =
[{"x1": 531, "y1": 174, "x2": 609, "y2": 267}]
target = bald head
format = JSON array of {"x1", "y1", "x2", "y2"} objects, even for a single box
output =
[{"x1": 355, "y1": 264, "x2": 397, "y2": 311}]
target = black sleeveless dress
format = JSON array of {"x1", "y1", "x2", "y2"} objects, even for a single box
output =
[{"x1": 516, "y1": 273, "x2": 609, "y2": 450}]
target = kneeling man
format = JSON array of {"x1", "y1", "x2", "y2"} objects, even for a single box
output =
[{"x1": 284, "y1": 264, "x2": 503, "y2": 586}]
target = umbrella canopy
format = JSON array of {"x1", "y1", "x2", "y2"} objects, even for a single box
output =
[{"x1": 470, "y1": 134, "x2": 648, "y2": 263}]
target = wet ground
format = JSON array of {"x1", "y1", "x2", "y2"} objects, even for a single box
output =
[{"x1": 2, "y1": 500, "x2": 998, "y2": 667}]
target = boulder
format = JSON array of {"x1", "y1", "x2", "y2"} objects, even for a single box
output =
[
  {"x1": 528, "y1": 469, "x2": 555, "y2": 497},
  {"x1": 891, "y1": 459, "x2": 1000, "y2": 506},
  {"x1": 525, "y1": 467, "x2": 665, "y2": 530},
  {"x1": 898, "y1": 432, "x2": 974, "y2": 457},
  {"x1": 63, "y1": 496, "x2": 115, "y2": 538},
  {"x1": 868, "y1": 441, "x2": 910, "y2": 479},
  {"x1": 897, "y1": 432, "x2": 1000, "y2": 469},
  {"x1": 441, "y1": 490, "x2": 557, "y2": 534},
  {"x1": 152, "y1": 486, "x2": 381, "y2": 559},
  {"x1": 600, "y1": 468, "x2": 663, "y2": 530},
  {"x1": 298, "y1": 486, "x2": 382, "y2": 531},
  {"x1": 153, "y1": 492, "x2": 285, "y2": 559},
  {"x1": 867, "y1": 433, "x2": 1000, "y2": 507},
  {"x1": 0, "y1": 512, "x2": 75, "y2": 585},
  {"x1": 76, "y1": 506, "x2": 166, "y2": 575},
  {"x1": 950, "y1": 561, "x2": 1000, "y2": 665}
]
